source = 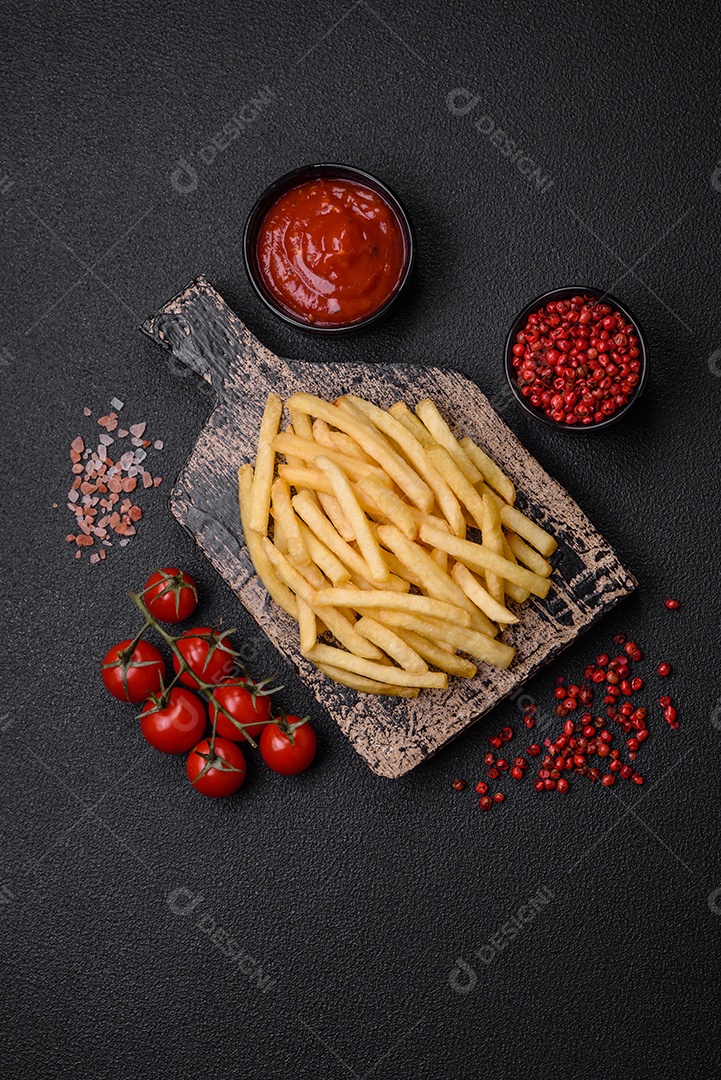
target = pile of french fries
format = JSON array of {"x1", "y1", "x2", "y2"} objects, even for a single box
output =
[{"x1": 237, "y1": 392, "x2": 558, "y2": 698}]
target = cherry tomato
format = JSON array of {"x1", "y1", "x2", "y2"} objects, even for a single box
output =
[
  {"x1": 186, "y1": 737, "x2": 246, "y2": 798},
  {"x1": 260, "y1": 716, "x2": 317, "y2": 775},
  {"x1": 144, "y1": 567, "x2": 199, "y2": 623},
  {"x1": 209, "y1": 678, "x2": 272, "y2": 742},
  {"x1": 102, "y1": 639, "x2": 166, "y2": 703},
  {"x1": 139, "y1": 688, "x2": 207, "y2": 753},
  {"x1": 173, "y1": 627, "x2": 235, "y2": 688}
]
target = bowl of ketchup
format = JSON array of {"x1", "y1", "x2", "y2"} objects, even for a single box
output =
[{"x1": 244, "y1": 164, "x2": 415, "y2": 333}]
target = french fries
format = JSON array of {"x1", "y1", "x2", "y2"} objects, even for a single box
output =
[
  {"x1": 239, "y1": 391, "x2": 559, "y2": 697},
  {"x1": 419, "y1": 523, "x2": 551, "y2": 599},
  {"x1": 308, "y1": 643, "x2": 447, "y2": 689},
  {"x1": 315, "y1": 455, "x2": 390, "y2": 584}
]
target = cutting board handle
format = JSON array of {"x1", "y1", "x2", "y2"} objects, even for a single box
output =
[{"x1": 141, "y1": 276, "x2": 283, "y2": 402}]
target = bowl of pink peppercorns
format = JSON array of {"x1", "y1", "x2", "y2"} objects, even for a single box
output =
[{"x1": 504, "y1": 288, "x2": 648, "y2": 431}]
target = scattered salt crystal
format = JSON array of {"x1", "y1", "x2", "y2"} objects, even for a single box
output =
[
  {"x1": 117, "y1": 429, "x2": 128, "y2": 438},
  {"x1": 103, "y1": 540, "x2": 112, "y2": 546},
  {"x1": 52, "y1": 502, "x2": 58, "y2": 509},
  {"x1": 75, "y1": 550, "x2": 82, "y2": 559},
  {"x1": 68, "y1": 490, "x2": 79, "y2": 503},
  {"x1": 131, "y1": 437, "x2": 144, "y2": 447},
  {"x1": 129, "y1": 422, "x2": 146, "y2": 437},
  {"x1": 110, "y1": 397, "x2": 124, "y2": 410},
  {"x1": 96, "y1": 445, "x2": 107, "y2": 461},
  {"x1": 119, "y1": 539, "x2": 130, "y2": 547},
  {"x1": 153, "y1": 440, "x2": 164, "y2": 450},
  {"x1": 83, "y1": 407, "x2": 92, "y2": 416},
  {"x1": 90, "y1": 553, "x2": 100, "y2": 564},
  {"x1": 71, "y1": 436, "x2": 84, "y2": 453},
  {"x1": 142, "y1": 472, "x2": 153, "y2": 488},
  {"x1": 153, "y1": 477, "x2": 162, "y2": 487},
  {"x1": 128, "y1": 466, "x2": 138, "y2": 477},
  {"x1": 134, "y1": 448, "x2": 147, "y2": 463},
  {"x1": 99, "y1": 433, "x2": 114, "y2": 446}
]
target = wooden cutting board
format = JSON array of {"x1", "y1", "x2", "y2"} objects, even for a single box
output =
[{"x1": 142, "y1": 277, "x2": 636, "y2": 779}]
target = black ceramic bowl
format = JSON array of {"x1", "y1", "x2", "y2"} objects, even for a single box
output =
[
  {"x1": 243, "y1": 163, "x2": 415, "y2": 335},
  {"x1": 504, "y1": 287, "x2": 649, "y2": 432}
]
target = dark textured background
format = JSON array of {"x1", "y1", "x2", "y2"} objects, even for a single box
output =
[{"x1": 2, "y1": 2, "x2": 720, "y2": 1077}]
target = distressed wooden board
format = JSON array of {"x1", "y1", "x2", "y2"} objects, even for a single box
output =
[{"x1": 142, "y1": 277, "x2": 636, "y2": 779}]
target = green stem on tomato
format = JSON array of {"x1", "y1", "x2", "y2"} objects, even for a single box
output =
[{"x1": 127, "y1": 590, "x2": 261, "y2": 750}]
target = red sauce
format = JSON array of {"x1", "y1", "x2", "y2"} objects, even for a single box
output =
[{"x1": 256, "y1": 178, "x2": 408, "y2": 327}]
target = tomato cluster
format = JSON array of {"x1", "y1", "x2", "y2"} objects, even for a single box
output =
[{"x1": 101, "y1": 567, "x2": 317, "y2": 797}]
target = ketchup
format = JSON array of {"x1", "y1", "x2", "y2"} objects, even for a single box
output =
[{"x1": 256, "y1": 178, "x2": 407, "y2": 327}]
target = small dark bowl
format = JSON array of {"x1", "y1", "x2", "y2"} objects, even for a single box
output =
[
  {"x1": 504, "y1": 287, "x2": 649, "y2": 432},
  {"x1": 243, "y1": 163, "x2": 415, "y2": 335}
]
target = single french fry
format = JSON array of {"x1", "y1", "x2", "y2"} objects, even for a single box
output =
[
  {"x1": 278, "y1": 463, "x2": 334, "y2": 496},
  {"x1": 414, "y1": 399, "x2": 482, "y2": 484},
  {"x1": 297, "y1": 521, "x2": 351, "y2": 586},
  {"x1": 248, "y1": 393, "x2": 283, "y2": 532},
  {"x1": 372, "y1": 609, "x2": 515, "y2": 668},
  {"x1": 481, "y1": 495, "x2": 505, "y2": 606},
  {"x1": 424, "y1": 444, "x2": 486, "y2": 531},
  {"x1": 459, "y1": 436, "x2": 516, "y2": 505},
  {"x1": 292, "y1": 490, "x2": 374, "y2": 581},
  {"x1": 287, "y1": 393, "x2": 434, "y2": 512},
  {"x1": 317, "y1": 491, "x2": 355, "y2": 542},
  {"x1": 273, "y1": 513, "x2": 288, "y2": 554},
  {"x1": 274, "y1": 432, "x2": 389, "y2": 486},
  {"x1": 506, "y1": 530, "x2": 553, "y2": 577},
  {"x1": 262, "y1": 537, "x2": 383, "y2": 661},
  {"x1": 451, "y1": 562, "x2": 518, "y2": 624},
  {"x1": 376, "y1": 524, "x2": 497, "y2": 638},
  {"x1": 271, "y1": 477, "x2": 310, "y2": 566},
  {"x1": 357, "y1": 472, "x2": 417, "y2": 540},
  {"x1": 297, "y1": 597, "x2": 317, "y2": 655},
  {"x1": 390, "y1": 626, "x2": 478, "y2": 679},
  {"x1": 238, "y1": 465, "x2": 297, "y2": 619},
  {"x1": 316, "y1": 663, "x2": 419, "y2": 698},
  {"x1": 419, "y1": 523, "x2": 551, "y2": 599},
  {"x1": 342, "y1": 395, "x2": 466, "y2": 538},
  {"x1": 356, "y1": 616, "x2": 429, "y2": 674},
  {"x1": 308, "y1": 644, "x2": 447, "y2": 689},
  {"x1": 315, "y1": 455, "x2": 390, "y2": 584},
  {"x1": 314, "y1": 586, "x2": 473, "y2": 627}
]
